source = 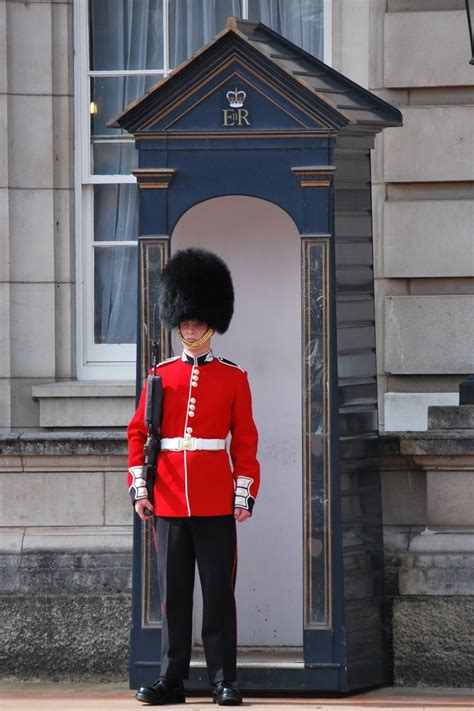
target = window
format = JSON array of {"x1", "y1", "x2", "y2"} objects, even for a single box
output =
[{"x1": 74, "y1": 0, "x2": 329, "y2": 379}]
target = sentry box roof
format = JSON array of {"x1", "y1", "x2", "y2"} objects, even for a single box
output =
[{"x1": 109, "y1": 17, "x2": 402, "y2": 135}]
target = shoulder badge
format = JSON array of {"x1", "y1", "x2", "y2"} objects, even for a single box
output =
[
  {"x1": 217, "y1": 357, "x2": 245, "y2": 373},
  {"x1": 157, "y1": 355, "x2": 180, "y2": 367}
]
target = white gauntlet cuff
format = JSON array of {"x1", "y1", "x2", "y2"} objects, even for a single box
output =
[
  {"x1": 128, "y1": 466, "x2": 148, "y2": 504},
  {"x1": 234, "y1": 475, "x2": 255, "y2": 514}
]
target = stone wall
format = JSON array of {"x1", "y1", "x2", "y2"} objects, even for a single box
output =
[
  {"x1": 390, "y1": 405, "x2": 474, "y2": 686},
  {"x1": 0, "y1": 0, "x2": 76, "y2": 431},
  {"x1": 1, "y1": 547, "x2": 132, "y2": 681},
  {"x1": 332, "y1": 0, "x2": 474, "y2": 431},
  {"x1": 1, "y1": 427, "x2": 473, "y2": 685},
  {"x1": 0, "y1": 434, "x2": 133, "y2": 680}
]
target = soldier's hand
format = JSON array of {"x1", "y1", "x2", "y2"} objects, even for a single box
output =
[
  {"x1": 234, "y1": 507, "x2": 251, "y2": 523},
  {"x1": 135, "y1": 499, "x2": 154, "y2": 521}
]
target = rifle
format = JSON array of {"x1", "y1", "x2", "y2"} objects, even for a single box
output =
[{"x1": 143, "y1": 339, "x2": 163, "y2": 516}]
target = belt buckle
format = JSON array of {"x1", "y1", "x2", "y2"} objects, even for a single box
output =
[{"x1": 180, "y1": 437, "x2": 196, "y2": 451}]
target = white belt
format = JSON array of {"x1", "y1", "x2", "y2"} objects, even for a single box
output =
[{"x1": 161, "y1": 437, "x2": 226, "y2": 452}]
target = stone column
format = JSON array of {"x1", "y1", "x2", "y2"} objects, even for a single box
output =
[
  {"x1": 0, "y1": 0, "x2": 11, "y2": 430},
  {"x1": 3, "y1": 0, "x2": 74, "y2": 431},
  {"x1": 393, "y1": 404, "x2": 474, "y2": 686}
]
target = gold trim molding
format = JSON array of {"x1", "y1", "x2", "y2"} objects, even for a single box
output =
[
  {"x1": 132, "y1": 168, "x2": 176, "y2": 189},
  {"x1": 292, "y1": 166, "x2": 336, "y2": 188},
  {"x1": 135, "y1": 130, "x2": 335, "y2": 140}
]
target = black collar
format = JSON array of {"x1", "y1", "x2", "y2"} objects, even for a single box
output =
[{"x1": 181, "y1": 350, "x2": 214, "y2": 366}]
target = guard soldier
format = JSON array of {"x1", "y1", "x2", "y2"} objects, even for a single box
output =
[{"x1": 127, "y1": 248, "x2": 260, "y2": 705}]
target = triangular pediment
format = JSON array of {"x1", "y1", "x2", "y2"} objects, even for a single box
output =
[
  {"x1": 110, "y1": 19, "x2": 402, "y2": 136},
  {"x1": 142, "y1": 64, "x2": 337, "y2": 134}
]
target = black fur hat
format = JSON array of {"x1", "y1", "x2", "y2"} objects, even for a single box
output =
[{"x1": 158, "y1": 248, "x2": 234, "y2": 333}]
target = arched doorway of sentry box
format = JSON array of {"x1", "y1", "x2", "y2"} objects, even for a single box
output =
[{"x1": 171, "y1": 195, "x2": 302, "y2": 658}]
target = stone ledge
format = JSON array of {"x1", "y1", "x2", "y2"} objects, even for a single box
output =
[
  {"x1": 400, "y1": 552, "x2": 474, "y2": 597},
  {"x1": 32, "y1": 381, "x2": 135, "y2": 428},
  {"x1": 400, "y1": 432, "x2": 474, "y2": 458},
  {"x1": 32, "y1": 382, "x2": 135, "y2": 398},
  {"x1": 0, "y1": 549, "x2": 132, "y2": 594},
  {"x1": 5, "y1": 0, "x2": 73, "y2": 5},
  {"x1": 382, "y1": 405, "x2": 474, "y2": 462},
  {"x1": 428, "y1": 405, "x2": 474, "y2": 430},
  {"x1": 0, "y1": 526, "x2": 133, "y2": 554},
  {"x1": 399, "y1": 531, "x2": 474, "y2": 613},
  {"x1": 408, "y1": 531, "x2": 474, "y2": 554},
  {"x1": 0, "y1": 431, "x2": 127, "y2": 457}
]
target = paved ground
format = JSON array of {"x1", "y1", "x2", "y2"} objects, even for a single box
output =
[{"x1": 0, "y1": 683, "x2": 472, "y2": 711}]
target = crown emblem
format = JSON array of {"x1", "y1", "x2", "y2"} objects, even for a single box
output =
[{"x1": 226, "y1": 87, "x2": 246, "y2": 108}]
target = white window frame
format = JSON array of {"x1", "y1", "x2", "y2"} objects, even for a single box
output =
[
  {"x1": 73, "y1": 0, "x2": 332, "y2": 380},
  {"x1": 74, "y1": 0, "x2": 169, "y2": 379},
  {"x1": 324, "y1": 0, "x2": 332, "y2": 66}
]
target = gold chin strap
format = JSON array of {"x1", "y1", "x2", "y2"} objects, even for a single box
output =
[{"x1": 178, "y1": 327, "x2": 214, "y2": 349}]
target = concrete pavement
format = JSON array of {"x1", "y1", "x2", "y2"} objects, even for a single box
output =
[{"x1": 0, "y1": 683, "x2": 473, "y2": 711}]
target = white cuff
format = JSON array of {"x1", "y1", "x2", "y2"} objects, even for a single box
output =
[
  {"x1": 234, "y1": 475, "x2": 254, "y2": 511},
  {"x1": 128, "y1": 466, "x2": 148, "y2": 501}
]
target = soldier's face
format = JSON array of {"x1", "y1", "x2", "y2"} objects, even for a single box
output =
[{"x1": 179, "y1": 320, "x2": 208, "y2": 342}]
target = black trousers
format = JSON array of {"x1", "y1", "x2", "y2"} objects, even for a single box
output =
[{"x1": 156, "y1": 515, "x2": 238, "y2": 684}]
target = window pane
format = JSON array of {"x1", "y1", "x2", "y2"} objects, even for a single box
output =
[
  {"x1": 302, "y1": 239, "x2": 330, "y2": 628},
  {"x1": 94, "y1": 246, "x2": 138, "y2": 344},
  {"x1": 169, "y1": 0, "x2": 243, "y2": 68},
  {"x1": 92, "y1": 141, "x2": 137, "y2": 175},
  {"x1": 248, "y1": 0, "x2": 324, "y2": 59},
  {"x1": 93, "y1": 184, "x2": 138, "y2": 242},
  {"x1": 89, "y1": 0, "x2": 164, "y2": 71},
  {"x1": 91, "y1": 75, "x2": 160, "y2": 138},
  {"x1": 139, "y1": 239, "x2": 170, "y2": 628}
]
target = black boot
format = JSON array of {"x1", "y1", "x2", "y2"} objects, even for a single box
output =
[
  {"x1": 212, "y1": 681, "x2": 242, "y2": 706},
  {"x1": 136, "y1": 677, "x2": 185, "y2": 705}
]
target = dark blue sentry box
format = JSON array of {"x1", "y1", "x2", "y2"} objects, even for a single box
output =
[{"x1": 111, "y1": 18, "x2": 402, "y2": 694}]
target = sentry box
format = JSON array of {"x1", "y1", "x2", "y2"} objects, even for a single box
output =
[{"x1": 111, "y1": 18, "x2": 402, "y2": 694}]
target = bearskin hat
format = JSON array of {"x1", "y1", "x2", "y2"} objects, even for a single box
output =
[{"x1": 158, "y1": 248, "x2": 234, "y2": 333}]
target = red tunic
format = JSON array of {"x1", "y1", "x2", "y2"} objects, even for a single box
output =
[{"x1": 127, "y1": 351, "x2": 260, "y2": 517}]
